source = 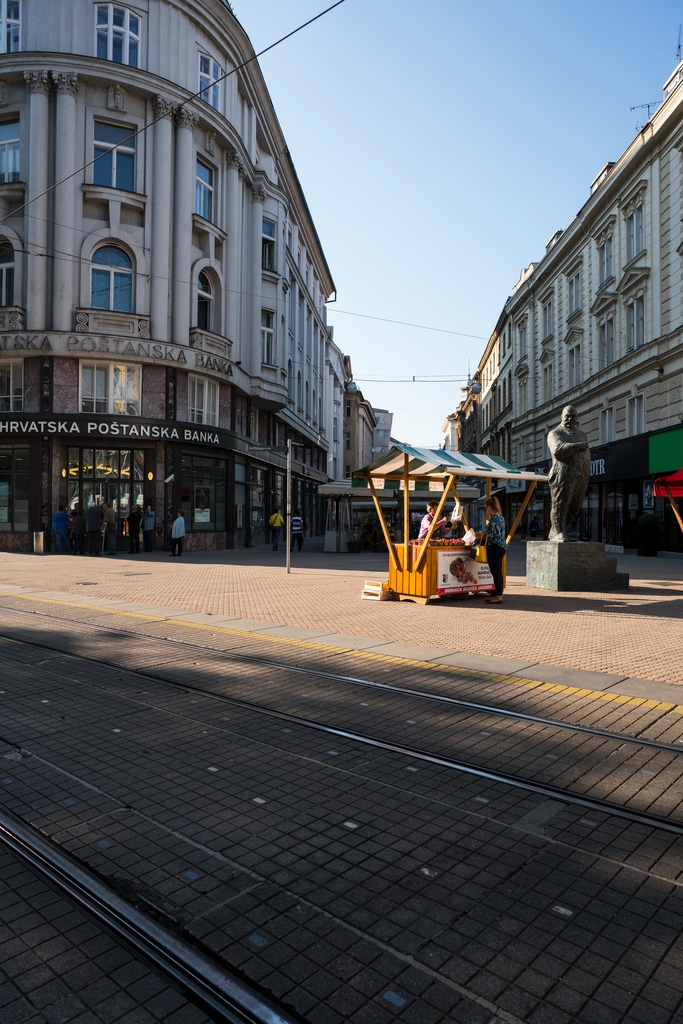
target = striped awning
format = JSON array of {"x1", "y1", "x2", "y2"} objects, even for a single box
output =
[{"x1": 353, "y1": 444, "x2": 549, "y2": 482}]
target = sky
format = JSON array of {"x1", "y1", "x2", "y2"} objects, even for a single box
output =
[{"x1": 234, "y1": 0, "x2": 683, "y2": 446}]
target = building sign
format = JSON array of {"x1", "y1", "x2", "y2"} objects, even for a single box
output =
[
  {"x1": 590, "y1": 458, "x2": 606, "y2": 477},
  {"x1": 0, "y1": 414, "x2": 222, "y2": 445},
  {"x1": 589, "y1": 435, "x2": 649, "y2": 483},
  {"x1": 436, "y1": 549, "x2": 495, "y2": 595}
]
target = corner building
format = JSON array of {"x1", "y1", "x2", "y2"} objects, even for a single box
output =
[{"x1": 0, "y1": 0, "x2": 335, "y2": 550}]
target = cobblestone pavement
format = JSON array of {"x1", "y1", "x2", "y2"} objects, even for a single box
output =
[
  {"x1": 2, "y1": 597, "x2": 683, "y2": 1024},
  {"x1": 0, "y1": 847, "x2": 211, "y2": 1024},
  {"x1": 0, "y1": 543, "x2": 681, "y2": 683}
]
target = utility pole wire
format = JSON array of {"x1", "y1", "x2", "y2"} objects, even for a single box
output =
[
  {"x1": 0, "y1": 0, "x2": 347, "y2": 227},
  {"x1": 329, "y1": 308, "x2": 488, "y2": 340}
]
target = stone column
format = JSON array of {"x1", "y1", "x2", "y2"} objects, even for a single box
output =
[
  {"x1": 150, "y1": 96, "x2": 175, "y2": 342},
  {"x1": 23, "y1": 71, "x2": 49, "y2": 330},
  {"x1": 51, "y1": 72, "x2": 78, "y2": 332},
  {"x1": 225, "y1": 150, "x2": 242, "y2": 351},
  {"x1": 171, "y1": 107, "x2": 198, "y2": 346},
  {"x1": 250, "y1": 183, "x2": 265, "y2": 377}
]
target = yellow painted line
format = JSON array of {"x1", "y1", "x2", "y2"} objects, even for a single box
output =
[{"x1": 0, "y1": 589, "x2": 678, "y2": 716}]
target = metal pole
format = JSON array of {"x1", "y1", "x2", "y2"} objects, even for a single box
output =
[{"x1": 286, "y1": 438, "x2": 292, "y2": 575}]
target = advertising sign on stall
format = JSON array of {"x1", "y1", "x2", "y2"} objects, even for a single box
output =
[{"x1": 436, "y1": 549, "x2": 495, "y2": 595}]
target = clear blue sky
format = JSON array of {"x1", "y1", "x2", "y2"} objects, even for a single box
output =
[{"x1": 235, "y1": 0, "x2": 682, "y2": 446}]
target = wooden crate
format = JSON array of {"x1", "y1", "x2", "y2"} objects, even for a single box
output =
[{"x1": 388, "y1": 545, "x2": 439, "y2": 603}]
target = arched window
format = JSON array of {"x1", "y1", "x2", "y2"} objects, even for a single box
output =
[
  {"x1": 312, "y1": 388, "x2": 316, "y2": 424},
  {"x1": 197, "y1": 271, "x2": 212, "y2": 331},
  {"x1": 0, "y1": 241, "x2": 14, "y2": 306},
  {"x1": 319, "y1": 396, "x2": 323, "y2": 429},
  {"x1": 305, "y1": 381, "x2": 310, "y2": 418},
  {"x1": 297, "y1": 370, "x2": 302, "y2": 410},
  {"x1": 287, "y1": 360, "x2": 293, "y2": 400},
  {"x1": 91, "y1": 245, "x2": 133, "y2": 312}
]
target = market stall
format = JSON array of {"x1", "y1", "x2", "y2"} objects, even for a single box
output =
[
  {"x1": 654, "y1": 468, "x2": 683, "y2": 537},
  {"x1": 353, "y1": 445, "x2": 549, "y2": 603}
]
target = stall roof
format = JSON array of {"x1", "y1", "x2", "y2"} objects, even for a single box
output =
[
  {"x1": 318, "y1": 482, "x2": 481, "y2": 499},
  {"x1": 654, "y1": 468, "x2": 683, "y2": 497},
  {"x1": 354, "y1": 444, "x2": 549, "y2": 482}
]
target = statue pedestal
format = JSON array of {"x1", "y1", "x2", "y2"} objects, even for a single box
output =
[{"x1": 526, "y1": 541, "x2": 629, "y2": 591}]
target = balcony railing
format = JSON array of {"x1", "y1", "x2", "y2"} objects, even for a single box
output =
[{"x1": 76, "y1": 308, "x2": 150, "y2": 338}]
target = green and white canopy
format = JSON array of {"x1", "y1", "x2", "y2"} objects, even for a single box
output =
[{"x1": 354, "y1": 444, "x2": 549, "y2": 483}]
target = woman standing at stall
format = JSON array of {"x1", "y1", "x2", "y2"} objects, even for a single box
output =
[{"x1": 480, "y1": 496, "x2": 506, "y2": 605}]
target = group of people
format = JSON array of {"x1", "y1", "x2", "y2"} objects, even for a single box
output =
[
  {"x1": 51, "y1": 503, "x2": 158, "y2": 556},
  {"x1": 268, "y1": 508, "x2": 306, "y2": 551}
]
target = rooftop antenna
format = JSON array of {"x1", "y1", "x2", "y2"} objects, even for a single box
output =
[{"x1": 630, "y1": 100, "x2": 661, "y2": 130}]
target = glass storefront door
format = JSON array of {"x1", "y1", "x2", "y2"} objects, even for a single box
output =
[{"x1": 68, "y1": 446, "x2": 145, "y2": 534}]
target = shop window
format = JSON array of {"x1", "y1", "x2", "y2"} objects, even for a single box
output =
[
  {"x1": 262, "y1": 219, "x2": 275, "y2": 271},
  {"x1": 0, "y1": 447, "x2": 28, "y2": 531},
  {"x1": 235, "y1": 456, "x2": 246, "y2": 531},
  {"x1": 199, "y1": 54, "x2": 221, "y2": 109},
  {"x1": 91, "y1": 245, "x2": 133, "y2": 312},
  {"x1": 0, "y1": 118, "x2": 19, "y2": 183},
  {"x1": 261, "y1": 309, "x2": 274, "y2": 364},
  {"x1": 599, "y1": 319, "x2": 614, "y2": 368},
  {"x1": 195, "y1": 159, "x2": 213, "y2": 221},
  {"x1": 80, "y1": 362, "x2": 139, "y2": 415},
  {"x1": 95, "y1": 4, "x2": 139, "y2": 66},
  {"x1": 67, "y1": 446, "x2": 144, "y2": 517},
  {"x1": 188, "y1": 374, "x2": 218, "y2": 426},
  {"x1": 250, "y1": 466, "x2": 266, "y2": 529},
  {"x1": 0, "y1": 359, "x2": 21, "y2": 411},
  {"x1": 93, "y1": 121, "x2": 136, "y2": 192},
  {"x1": 180, "y1": 454, "x2": 225, "y2": 531},
  {"x1": 274, "y1": 472, "x2": 284, "y2": 513},
  {"x1": 197, "y1": 271, "x2": 212, "y2": 330},
  {"x1": 0, "y1": 1, "x2": 20, "y2": 54}
]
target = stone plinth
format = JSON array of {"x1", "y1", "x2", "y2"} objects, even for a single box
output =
[{"x1": 526, "y1": 541, "x2": 629, "y2": 591}]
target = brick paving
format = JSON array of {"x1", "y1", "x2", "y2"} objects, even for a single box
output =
[{"x1": 0, "y1": 542, "x2": 681, "y2": 683}]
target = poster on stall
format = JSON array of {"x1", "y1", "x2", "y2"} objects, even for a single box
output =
[{"x1": 436, "y1": 548, "x2": 495, "y2": 595}]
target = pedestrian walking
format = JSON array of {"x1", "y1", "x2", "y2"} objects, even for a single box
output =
[
  {"x1": 52, "y1": 505, "x2": 71, "y2": 554},
  {"x1": 290, "y1": 509, "x2": 306, "y2": 552},
  {"x1": 71, "y1": 507, "x2": 85, "y2": 555},
  {"x1": 102, "y1": 502, "x2": 117, "y2": 556},
  {"x1": 170, "y1": 509, "x2": 186, "y2": 556},
  {"x1": 478, "y1": 496, "x2": 507, "y2": 605},
  {"x1": 529, "y1": 515, "x2": 541, "y2": 540},
  {"x1": 269, "y1": 507, "x2": 284, "y2": 550},
  {"x1": 143, "y1": 505, "x2": 155, "y2": 552},
  {"x1": 84, "y1": 502, "x2": 102, "y2": 556},
  {"x1": 127, "y1": 505, "x2": 141, "y2": 554}
]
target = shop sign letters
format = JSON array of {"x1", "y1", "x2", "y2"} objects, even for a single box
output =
[{"x1": 0, "y1": 417, "x2": 221, "y2": 445}]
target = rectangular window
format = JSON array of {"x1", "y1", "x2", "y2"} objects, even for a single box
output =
[
  {"x1": 628, "y1": 394, "x2": 644, "y2": 436},
  {"x1": 0, "y1": 360, "x2": 22, "y2": 411},
  {"x1": 627, "y1": 296, "x2": 645, "y2": 349},
  {"x1": 599, "y1": 237, "x2": 613, "y2": 284},
  {"x1": 344, "y1": 465, "x2": 351, "y2": 478},
  {"x1": 345, "y1": 400, "x2": 351, "y2": 418},
  {"x1": 261, "y1": 310, "x2": 274, "y2": 364},
  {"x1": 568, "y1": 272, "x2": 580, "y2": 314},
  {"x1": 601, "y1": 407, "x2": 614, "y2": 443},
  {"x1": 0, "y1": 0, "x2": 20, "y2": 54},
  {"x1": 93, "y1": 121, "x2": 136, "y2": 191},
  {"x1": 568, "y1": 345, "x2": 581, "y2": 388},
  {"x1": 0, "y1": 117, "x2": 19, "y2": 183},
  {"x1": 627, "y1": 205, "x2": 643, "y2": 261},
  {"x1": 112, "y1": 364, "x2": 139, "y2": 415},
  {"x1": 262, "y1": 219, "x2": 275, "y2": 271},
  {"x1": 96, "y1": 4, "x2": 139, "y2": 66},
  {"x1": 344, "y1": 432, "x2": 351, "y2": 451},
  {"x1": 199, "y1": 54, "x2": 221, "y2": 109},
  {"x1": 0, "y1": 447, "x2": 29, "y2": 533},
  {"x1": 518, "y1": 379, "x2": 527, "y2": 414},
  {"x1": 80, "y1": 362, "x2": 139, "y2": 415},
  {"x1": 542, "y1": 301, "x2": 552, "y2": 339},
  {"x1": 519, "y1": 324, "x2": 527, "y2": 356},
  {"x1": 0, "y1": 243, "x2": 14, "y2": 305},
  {"x1": 543, "y1": 364, "x2": 553, "y2": 403},
  {"x1": 195, "y1": 159, "x2": 213, "y2": 221},
  {"x1": 599, "y1": 319, "x2": 614, "y2": 368},
  {"x1": 188, "y1": 375, "x2": 218, "y2": 426}
]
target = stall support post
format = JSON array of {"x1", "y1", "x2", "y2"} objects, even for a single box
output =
[
  {"x1": 486, "y1": 477, "x2": 491, "y2": 502},
  {"x1": 368, "y1": 475, "x2": 399, "y2": 570},
  {"x1": 506, "y1": 480, "x2": 536, "y2": 545},
  {"x1": 665, "y1": 485, "x2": 683, "y2": 535},
  {"x1": 286, "y1": 438, "x2": 292, "y2": 575},
  {"x1": 403, "y1": 454, "x2": 410, "y2": 571},
  {"x1": 414, "y1": 475, "x2": 455, "y2": 572}
]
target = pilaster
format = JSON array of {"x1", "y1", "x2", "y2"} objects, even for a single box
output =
[
  {"x1": 171, "y1": 106, "x2": 199, "y2": 346},
  {"x1": 51, "y1": 71, "x2": 79, "y2": 332},
  {"x1": 23, "y1": 71, "x2": 49, "y2": 330},
  {"x1": 150, "y1": 96, "x2": 175, "y2": 342}
]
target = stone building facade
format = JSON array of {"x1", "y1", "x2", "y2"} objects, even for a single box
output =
[{"x1": 0, "y1": 0, "x2": 336, "y2": 550}]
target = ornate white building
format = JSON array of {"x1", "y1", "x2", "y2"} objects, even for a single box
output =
[{"x1": 0, "y1": 0, "x2": 337, "y2": 549}]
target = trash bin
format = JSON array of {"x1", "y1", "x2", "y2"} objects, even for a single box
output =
[{"x1": 33, "y1": 531, "x2": 45, "y2": 554}]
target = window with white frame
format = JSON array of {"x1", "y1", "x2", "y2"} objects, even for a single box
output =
[
  {"x1": 0, "y1": 118, "x2": 19, "y2": 183},
  {"x1": 543, "y1": 364, "x2": 553, "y2": 403},
  {"x1": 195, "y1": 159, "x2": 213, "y2": 221},
  {"x1": 95, "y1": 4, "x2": 139, "y2": 67},
  {"x1": 197, "y1": 271, "x2": 212, "y2": 331},
  {"x1": 628, "y1": 394, "x2": 644, "y2": 436},
  {"x1": 0, "y1": 1, "x2": 20, "y2": 54},
  {"x1": 93, "y1": 121, "x2": 135, "y2": 191},
  {"x1": 627, "y1": 296, "x2": 645, "y2": 349},
  {"x1": 0, "y1": 240, "x2": 13, "y2": 305},
  {"x1": 80, "y1": 362, "x2": 140, "y2": 415},
  {"x1": 518, "y1": 378, "x2": 527, "y2": 414},
  {"x1": 0, "y1": 359, "x2": 22, "y2": 411},
  {"x1": 199, "y1": 54, "x2": 221, "y2": 109},
  {"x1": 519, "y1": 323, "x2": 527, "y2": 356},
  {"x1": 568, "y1": 272, "x2": 580, "y2": 315},
  {"x1": 568, "y1": 345, "x2": 581, "y2": 388},
  {"x1": 188, "y1": 375, "x2": 218, "y2": 426},
  {"x1": 542, "y1": 300, "x2": 552, "y2": 339},
  {"x1": 627, "y1": 205, "x2": 643, "y2": 261},
  {"x1": 91, "y1": 245, "x2": 133, "y2": 311},
  {"x1": 599, "y1": 237, "x2": 613, "y2": 284},
  {"x1": 261, "y1": 309, "x2": 274, "y2": 364},
  {"x1": 262, "y1": 219, "x2": 275, "y2": 271},
  {"x1": 599, "y1": 318, "x2": 614, "y2": 368},
  {"x1": 601, "y1": 406, "x2": 614, "y2": 443}
]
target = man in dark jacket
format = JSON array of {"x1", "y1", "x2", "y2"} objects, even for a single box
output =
[
  {"x1": 52, "y1": 506, "x2": 71, "y2": 554},
  {"x1": 71, "y1": 507, "x2": 85, "y2": 555},
  {"x1": 84, "y1": 503, "x2": 102, "y2": 556},
  {"x1": 127, "y1": 506, "x2": 141, "y2": 554}
]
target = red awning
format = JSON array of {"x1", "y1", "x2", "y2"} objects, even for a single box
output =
[{"x1": 654, "y1": 468, "x2": 683, "y2": 498}]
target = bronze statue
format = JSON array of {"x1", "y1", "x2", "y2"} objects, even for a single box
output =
[{"x1": 547, "y1": 405, "x2": 590, "y2": 541}]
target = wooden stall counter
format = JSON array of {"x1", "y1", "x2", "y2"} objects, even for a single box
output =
[{"x1": 388, "y1": 541, "x2": 495, "y2": 604}]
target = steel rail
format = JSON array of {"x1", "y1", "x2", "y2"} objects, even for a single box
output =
[
  {"x1": 0, "y1": 605, "x2": 681, "y2": 755},
  {"x1": 0, "y1": 620, "x2": 682, "y2": 839},
  {"x1": 0, "y1": 806, "x2": 297, "y2": 1024}
]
